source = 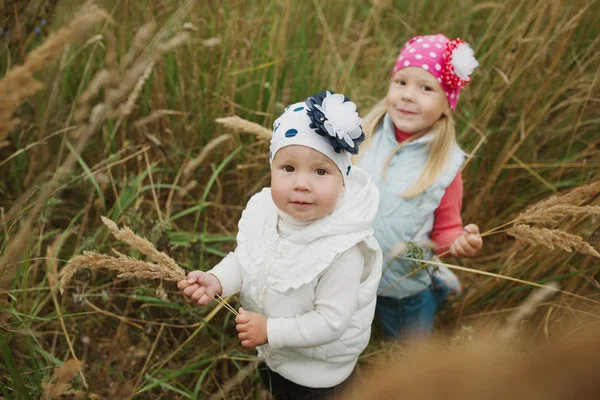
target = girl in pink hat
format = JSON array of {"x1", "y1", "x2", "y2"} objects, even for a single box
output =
[{"x1": 357, "y1": 33, "x2": 483, "y2": 340}]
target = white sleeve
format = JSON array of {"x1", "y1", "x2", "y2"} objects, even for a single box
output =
[
  {"x1": 267, "y1": 245, "x2": 364, "y2": 348},
  {"x1": 207, "y1": 252, "x2": 243, "y2": 297}
]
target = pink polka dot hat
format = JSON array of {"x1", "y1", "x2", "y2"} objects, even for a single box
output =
[{"x1": 392, "y1": 33, "x2": 479, "y2": 111}]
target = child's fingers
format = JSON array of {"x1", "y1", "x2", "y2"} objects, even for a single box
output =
[
  {"x1": 238, "y1": 331, "x2": 248, "y2": 341},
  {"x1": 466, "y1": 233, "x2": 483, "y2": 250},
  {"x1": 464, "y1": 224, "x2": 480, "y2": 235},
  {"x1": 182, "y1": 284, "x2": 199, "y2": 297},
  {"x1": 190, "y1": 286, "x2": 207, "y2": 302},
  {"x1": 235, "y1": 312, "x2": 251, "y2": 324},
  {"x1": 450, "y1": 237, "x2": 464, "y2": 256},
  {"x1": 177, "y1": 279, "x2": 191, "y2": 290},
  {"x1": 241, "y1": 339, "x2": 253, "y2": 348},
  {"x1": 187, "y1": 270, "x2": 203, "y2": 284},
  {"x1": 236, "y1": 321, "x2": 252, "y2": 333},
  {"x1": 197, "y1": 293, "x2": 213, "y2": 306}
]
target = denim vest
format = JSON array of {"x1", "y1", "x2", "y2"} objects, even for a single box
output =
[{"x1": 357, "y1": 114, "x2": 464, "y2": 299}]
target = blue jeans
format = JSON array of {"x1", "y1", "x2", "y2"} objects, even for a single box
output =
[{"x1": 375, "y1": 276, "x2": 449, "y2": 340}]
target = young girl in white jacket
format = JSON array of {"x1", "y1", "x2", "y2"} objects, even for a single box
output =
[{"x1": 178, "y1": 91, "x2": 382, "y2": 399}]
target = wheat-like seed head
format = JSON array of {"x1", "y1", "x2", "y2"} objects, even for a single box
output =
[
  {"x1": 59, "y1": 250, "x2": 186, "y2": 294},
  {"x1": 507, "y1": 224, "x2": 600, "y2": 257},
  {"x1": 519, "y1": 179, "x2": 600, "y2": 217},
  {"x1": 0, "y1": 9, "x2": 107, "y2": 140},
  {"x1": 515, "y1": 205, "x2": 600, "y2": 226},
  {"x1": 182, "y1": 134, "x2": 233, "y2": 180},
  {"x1": 100, "y1": 216, "x2": 181, "y2": 272},
  {"x1": 215, "y1": 116, "x2": 272, "y2": 141}
]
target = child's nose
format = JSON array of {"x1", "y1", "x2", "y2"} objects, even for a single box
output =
[
  {"x1": 401, "y1": 85, "x2": 416, "y2": 101},
  {"x1": 293, "y1": 174, "x2": 311, "y2": 191}
]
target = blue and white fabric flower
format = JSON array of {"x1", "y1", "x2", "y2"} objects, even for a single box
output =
[
  {"x1": 269, "y1": 90, "x2": 365, "y2": 183},
  {"x1": 306, "y1": 91, "x2": 365, "y2": 155}
]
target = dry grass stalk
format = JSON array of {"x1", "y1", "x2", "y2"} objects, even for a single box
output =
[
  {"x1": 0, "y1": 200, "x2": 44, "y2": 290},
  {"x1": 104, "y1": 32, "x2": 190, "y2": 109},
  {"x1": 133, "y1": 110, "x2": 191, "y2": 129},
  {"x1": 483, "y1": 180, "x2": 600, "y2": 259},
  {"x1": 207, "y1": 360, "x2": 259, "y2": 400},
  {"x1": 76, "y1": 29, "x2": 190, "y2": 126},
  {"x1": 515, "y1": 205, "x2": 600, "y2": 226},
  {"x1": 120, "y1": 61, "x2": 156, "y2": 117},
  {"x1": 121, "y1": 21, "x2": 157, "y2": 70},
  {"x1": 215, "y1": 116, "x2": 272, "y2": 141},
  {"x1": 497, "y1": 282, "x2": 559, "y2": 340},
  {"x1": 60, "y1": 250, "x2": 184, "y2": 293},
  {"x1": 520, "y1": 179, "x2": 600, "y2": 216},
  {"x1": 507, "y1": 224, "x2": 600, "y2": 257},
  {"x1": 202, "y1": 37, "x2": 222, "y2": 48},
  {"x1": 176, "y1": 180, "x2": 199, "y2": 199},
  {"x1": 45, "y1": 235, "x2": 65, "y2": 291},
  {"x1": 2, "y1": 5, "x2": 196, "y2": 295},
  {"x1": 100, "y1": 216, "x2": 180, "y2": 272},
  {"x1": 182, "y1": 134, "x2": 233, "y2": 179},
  {"x1": 59, "y1": 217, "x2": 185, "y2": 293},
  {"x1": 0, "y1": 8, "x2": 107, "y2": 140},
  {"x1": 59, "y1": 217, "x2": 239, "y2": 315}
]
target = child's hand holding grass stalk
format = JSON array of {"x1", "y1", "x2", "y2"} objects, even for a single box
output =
[
  {"x1": 59, "y1": 216, "x2": 238, "y2": 315},
  {"x1": 177, "y1": 271, "x2": 223, "y2": 306}
]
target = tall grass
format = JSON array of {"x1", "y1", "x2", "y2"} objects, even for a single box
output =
[{"x1": 1, "y1": 0, "x2": 599, "y2": 398}]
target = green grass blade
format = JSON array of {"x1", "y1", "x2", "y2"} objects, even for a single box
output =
[
  {"x1": 67, "y1": 141, "x2": 105, "y2": 210},
  {"x1": 0, "y1": 334, "x2": 33, "y2": 400}
]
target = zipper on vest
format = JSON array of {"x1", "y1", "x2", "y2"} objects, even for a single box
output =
[{"x1": 389, "y1": 149, "x2": 402, "y2": 166}]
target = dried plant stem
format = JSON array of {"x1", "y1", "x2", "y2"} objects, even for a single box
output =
[
  {"x1": 0, "y1": 8, "x2": 108, "y2": 140},
  {"x1": 403, "y1": 257, "x2": 600, "y2": 306},
  {"x1": 507, "y1": 225, "x2": 600, "y2": 257},
  {"x1": 498, "y1": 282, "x2": 559, "y2": 340},
  {"x1": 377, "y1": 268, "x2": 419, "y2": 296},
  {"x1": 215, "y1": 293, "x2": 239, "y2": 316},
  {"x1": 215, "y1": 116, "x2": 272, "y2": 140},
  {"x1": 515, "y1": 205, "x2": 600, "y2": 226},
  {"x1": 523, "y1": 179, "x2": 600, "y2": 213},
  {"x1": 0, "y1": 8, "x2": 108, "y2": 292},
  {"x1": 470, "y1": 180, "x2": 600, "y2": 258},
  {"x1": 134, "y1": 298, "x2": 229, "y2": 397},
  {"x1": 60, "y1": 251, "x2": 184, "y2": 293},
  {"x1": 182, "y1": 134, "x2": 233, "y2": 179},
  {"x1": 60, "y1": 217, "x2": 239, "y2": 316},
  {"x1": 100, "y1": 216, "x2": 180, "y2": 272},
  {"x1": 45, "y1": 236, "x2": 87, "y2": 389}
]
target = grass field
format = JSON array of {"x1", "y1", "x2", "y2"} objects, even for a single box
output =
[{"x1": 1, "y1": 0, "x2": 599, "y2": 398}]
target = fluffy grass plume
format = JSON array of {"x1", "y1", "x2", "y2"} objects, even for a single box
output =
[
  {"x1": 215, "y1": 116, "x2": 273, "y2": 140},
  {"x1": 507, "y1": 179, "x2": 600, "y2": 256},
  {"x1": 59, "y1": 217, "x2": 185, "y2": 294},
  {"x1": 0, "y1": 7, "x2": 108, "y2": 140}
]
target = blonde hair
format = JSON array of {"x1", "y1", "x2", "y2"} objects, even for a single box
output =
[{"x1": 357, "y1": 98, "x2": 457, "y2": 198}]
